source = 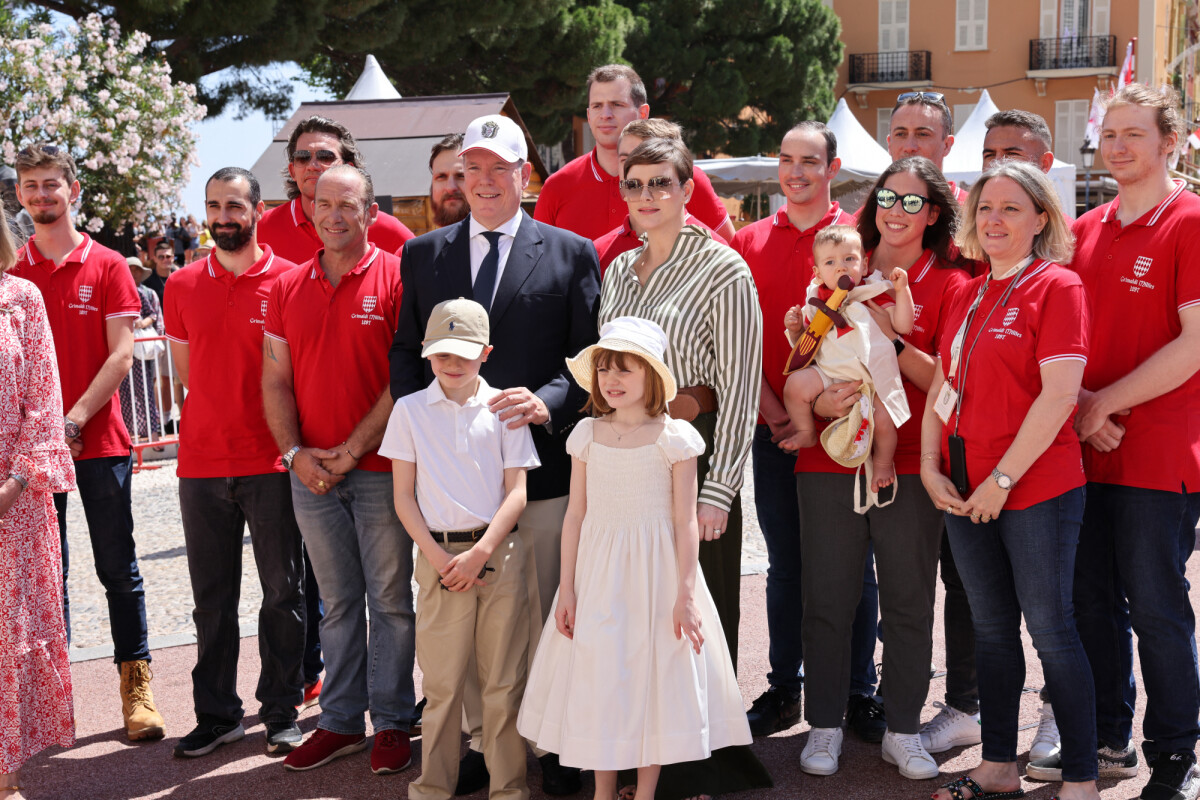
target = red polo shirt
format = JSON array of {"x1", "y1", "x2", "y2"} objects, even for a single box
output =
[
  {"x1": 258, "y1": 197, "x2": 415, "y2": 264},
  {"x1": 731, "y1": 203, "x2": 852, "y2": 425},
  {"x1": 164, "y1": 247, "x2": 298, "y2": 478},
  {"x1": 1070, "y1": 180, "x2": 1200, "y2": 492},
  {"x1": 937, "y1": 260, "x2": 1089, "y2": 509},
  {"x1": 533, "y1": 148, "x2": 731, "y2": 240},
  {"x1": 11, "y1": 234, "x2": 140, "y2": 460},
  {"x1": 264, "y1": 245, "x2": 401, "y2": 472},
  {"x1": 593, "y1": 213, "x2": 727, "y2": 275}
]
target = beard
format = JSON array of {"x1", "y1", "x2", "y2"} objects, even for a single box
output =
[
  {"x1": 432, "y1": 192, "x2": 468, "y2": 228},
  {"x1": 212, "y1": 221, "x2": 254, "y2": 253},
  {"x1": 30, "y1": 206, "x2": 65, "y2": 225}
]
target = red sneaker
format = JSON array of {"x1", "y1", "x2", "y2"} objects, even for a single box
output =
[
  {"x1": 298, "y1": 677, "x2": 322, "y2": 711},
  {"x1": 371, "y1": 729, "x2": 413, "y2": 775},
  {"x1": 282, "y1": 728, "x2": 367, "y2": 771}
]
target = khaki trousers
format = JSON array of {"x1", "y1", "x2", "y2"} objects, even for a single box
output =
[
  {"x1": 463, "y1": 496, "x2": 569, "y2": 755},
  {"x1": 410, "y1": 536, "x2": 530, "y2": 800}
]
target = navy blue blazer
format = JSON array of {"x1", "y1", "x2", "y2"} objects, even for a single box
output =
[{"x1": 389, "y1": 211, "x2": 601, "y2": 501}]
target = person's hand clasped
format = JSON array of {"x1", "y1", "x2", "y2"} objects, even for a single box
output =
[
  {"x1": 320, "y1": 443, "x2": 359, "y2": 476},
  {"x1": 488, "y1": 387, "x2": 549, "y2": 429},
  {"x1": 439, "y1": 546, "x2": 489, "y2": 592},
  {"x1": 920, "y1": 464, "x2": 965, "y2": 516},
  {"x1": 673, "y1": 594, "x2": 704, "y2": 654},
  {"x1": 1074, "y1": 388, "x2": 1130, "y2": 452},
  {"x1": 960, "y1": 475, "x2": 1008, "y2": 525},
  {"x1": 294, "y1": 447, "x2": 343, "y2": 495},
  {"x1": 697, "y1": 502, "x2": 727, "y2": 541},
  {"x1": 555, "y1": 588, "x2": 577, "y2": 639},
  {"x1": 767, "y1": 416, "x2": 801, "y2": 454}
]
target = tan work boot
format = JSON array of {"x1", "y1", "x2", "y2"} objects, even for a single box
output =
[{"x1": 119, "y1": 660, "x2": 165, "y2": 741}]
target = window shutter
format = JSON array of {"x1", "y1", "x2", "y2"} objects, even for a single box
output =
[
  {"x1": 956, "y1": 0, "x2": 988, "y2": 51},
  {"x1": 1092, "y1": 0, "x2": 1110, "y2": 36},
  {"x1": 1039, "y1": 0, "x2": 1057, "y2": 39}
]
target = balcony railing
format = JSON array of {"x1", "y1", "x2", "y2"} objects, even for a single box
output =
[
  {"x1": 1028, "y1": 35, "x2": 1117, "y2": 71},
  {"x1": 849, "y1": 51, "x2": 932, "y2": 84}
]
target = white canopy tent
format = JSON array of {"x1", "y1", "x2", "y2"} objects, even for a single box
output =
[
  {"x1": 826, "y1": 97, "x2": 892, "y2": 182},
  {"x1": 344, "y1": 55, "x2": 402, "y2": 101}
]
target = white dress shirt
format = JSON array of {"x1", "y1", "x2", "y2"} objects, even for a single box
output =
[
  {"x1": 468, "y1": 211, "x2": 523, "y2": 307},
  {"x1": 378, "y1": 375, "x2": 541, "y2": 532}
]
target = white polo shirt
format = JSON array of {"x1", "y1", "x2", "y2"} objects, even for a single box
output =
[{"x1": 379, "y1": 375, "x2": 541, "y2": 532}]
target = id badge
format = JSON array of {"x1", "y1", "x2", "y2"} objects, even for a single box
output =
[{"x1": 934, "y1": 382, "x2": 959, "y2": 424}]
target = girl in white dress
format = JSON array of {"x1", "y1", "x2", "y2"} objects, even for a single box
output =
[{"x1": 517, "y1": 316, "x2": 751, "y2": 800}]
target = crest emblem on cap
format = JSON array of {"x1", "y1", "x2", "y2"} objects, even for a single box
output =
[
  {"x1": 78, "y1": 285, "x2": 93, "y2": 303},
  {"x1": 1133, "y1": 256, "x2": 1152, "y2": 279},
  {"x1": 1003, "y1": 307, "x2": 1019, "y2": 326},
  {"x1": 363, "y1": 296, "x2": 377, "y2": 313},
  {"x1": 482, "y1": 121, "x2": 499, "y2": 139}
]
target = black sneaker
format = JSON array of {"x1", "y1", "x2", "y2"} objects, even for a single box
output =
[
  {"x1": 1027, "y1": 744, "x2": 1139, "y2": 781},
  {"x1": 265, "y1": 721, "x2": 302, "y2": 754},
  {"x1": 846, "y1": 694, "x2": 886, "y2": 743},
  {"x1": 1141, "y1": 752, "x2": 1200, "y2": 800},
  {"x1": 455, "y1": 749, "x2": 490, "y2": 795},
  {"x1": 410, "y1": 696, "x2": 427, "y2": 735},
  {"x1": 539, "y1": 752, "x2": 582, "y2": 796},
  {"x1": 746, "y1": 686, "x2": 801, "y2": 736},
  {"x1": 173, "y1": 720, "x2": 245, "y2": 758}
]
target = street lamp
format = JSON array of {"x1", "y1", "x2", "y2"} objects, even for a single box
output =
[{"x1": 1080, "y1": 142, "x2": 1096, "y2": 212}]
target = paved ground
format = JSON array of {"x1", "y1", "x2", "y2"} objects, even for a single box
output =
[{"x1": 45, "y1": 457, "x2": 1181, "y2": 800}]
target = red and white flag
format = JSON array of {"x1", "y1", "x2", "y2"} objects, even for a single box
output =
[
  {"x1": 1084, "y1": 87, "x2": 1105, "y2": 149},
  {"x1": 1117, "y1": 40, "x2": 1135, "y2": 90}
]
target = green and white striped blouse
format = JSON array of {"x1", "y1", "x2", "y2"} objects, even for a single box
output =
[{"x1": 599, "y1": 225, "x2": 763, "y2": 511}]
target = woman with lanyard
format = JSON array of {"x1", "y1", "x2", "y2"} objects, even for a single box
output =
[
  {"x1": 921, "y1": 160, "x2": 1098, "y2": 800},
  {"x1": 794, "y1": 156, "x2": 969, "y2": 781},
  {"x1": 599, "y1": 136, "x2": 767, "y2": 800}
]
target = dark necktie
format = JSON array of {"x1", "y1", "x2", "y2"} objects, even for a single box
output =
[{"x1": 474, "y1": 231, "x2": 502, "y2": 313}]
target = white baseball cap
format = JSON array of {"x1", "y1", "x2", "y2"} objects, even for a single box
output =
[{"x1": 459, "y1": 115, "x2": 528, "y2": 163}]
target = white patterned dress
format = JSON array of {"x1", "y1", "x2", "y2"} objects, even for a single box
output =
[
  {"x1": 0, "y1": 272, "x2": 75, "y2": 770},
  {"x1": 517, "y1": 417, "x2": 751, "y2": 770}
]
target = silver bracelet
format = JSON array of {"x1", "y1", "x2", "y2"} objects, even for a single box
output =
[{"x1": 7, "y1": 473, "x2": 29, "y2": 491}]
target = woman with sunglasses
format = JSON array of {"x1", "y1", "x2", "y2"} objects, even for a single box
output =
[
  {"x1": 792, "y1": 157, "x2": 965, "y2": 781},
  {"x1": 921, "y1": 160, "x2": 1097, "y2": 800},
  {"x1": 598, "y1": 136, "x2": 769, "y2": 800},
  {"x1": 859, "y1": 158, "x2": 986, "y2": 760}
]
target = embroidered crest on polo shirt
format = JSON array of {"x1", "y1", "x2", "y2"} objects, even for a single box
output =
[
  {"x1": 1003, "y1": 307, "x2": 1019, "y2": 326},
  {"x1": 351, "y1": 294, "x2": 385, "y2": 326},
  {"x1": 988, "y1": 307, "x2": 1024, "y2": 340},
  {"x1": 69, "y1": 284, "x2": 98, "y2": 315},
  {"x1": 1120, "y1": 255, "x2": 1157, "y2": 293},
  {"x1": 913, "y1": 304, "x2": 923, "y2": 320},
  {"x1": 482, "y1": 121, "x2": 499, "y2": 139},
  {"x1": 261, "y1": 300, "x2": 268, "y2": 317},
  {"x1": 363, "y1": 296, "x2": 377, "y2": 314}
]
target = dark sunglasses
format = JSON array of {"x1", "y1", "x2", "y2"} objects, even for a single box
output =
[
  {"x1": 896, "y1": 91, "x2": 946, "y2": 105},
  {"x1": 876, "y1": 188, "x2": 931, "y2": 214},
  {"x1": 291, "y1": 149, "x2": 339, "y2": 166},
  {"x1": 619, "y1": 176, "x2": 677, "y2": 199},
  {"x1": 19, "y1": 143, "x2": 61, "y2": 157}
]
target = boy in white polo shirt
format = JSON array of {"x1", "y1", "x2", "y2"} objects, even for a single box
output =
[{"x1": 380, "y1": 297, "x2": 540, "y2": 800}]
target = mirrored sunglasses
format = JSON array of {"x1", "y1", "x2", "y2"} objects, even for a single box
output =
[
  {"x1": 619, "y1": 176, "x2": 678, "y2": 199},
  {"x1": 875, "y1": 188, "x2": 931, "y2": 214},
  {"x1": 292, "y1": 149, "x2": 339, "y2": 166}
]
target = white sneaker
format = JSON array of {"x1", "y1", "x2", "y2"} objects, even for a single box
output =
[
  {"x1": 800, "y1": 727, "x2": 843, "y2": 776},
  {"x1": 882, "y1": 730, "x2": 940, "y2": 780},
  {"x1": 1029, "y1": 702, "x2": 1060, "y2": 761},
  {"x1": 919, "y1": 701, "x2": 982, "y2": 753}
]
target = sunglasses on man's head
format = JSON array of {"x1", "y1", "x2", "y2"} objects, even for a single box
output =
[
  {"x1": 896, "y1": 91, "x2": 946, "y2": 105},
  {"x1": 291, "y1": 149, "x2": 339, "y2": 166},
  {"x1": 619, "y1": 176, "x2": 678, "y2": 199},
  {"x1": 875, "y1": 188, "x2": 931, "y2": 214},
  {"x1": 19, "y1": 143, "x2": 60, "y2": 158}
]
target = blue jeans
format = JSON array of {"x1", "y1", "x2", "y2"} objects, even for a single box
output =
[
  {"x1": 753, "y1": 426, "x2": 880, "y2": 696},
  {"x1": 302, "y1": 547, "x2": 324, "y2": 684},
  {"x1": 54, "y1": 453, "x2": 149, "y2": 663},
  {"x1": 289, "y1": 470, "x2": 415, "y2": 734},
  {"x1": 179, "y1": 474, "x2": 305, "y2": 724},
  {"x1": 1074, "y1": 482, "x2": 1200, "y2": 757},
  {"x1": 947, "y1": 487, "x2": 1097, "y2": 782}
]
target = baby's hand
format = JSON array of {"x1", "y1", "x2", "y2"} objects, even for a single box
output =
[
  {"x1": 784, "y1": 304, "x2": 805, "y2": 333},
  {"x1": 673, "y1": 594, "x2": 704, "y2": 654},
  {"x1": 890, "y1": 267, "x2": 909, "y2": 289}
]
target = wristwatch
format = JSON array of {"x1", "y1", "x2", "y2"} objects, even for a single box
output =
[
  {"x1": 991, "y1": 467, "x2": 1015, "y2": 490},
  {"x1": 893, "y1": 337, "x2": 906, "y2": 356},
  {"x1": 7, "y1": 473, "x2": 28, "y2": 492},
  {"x1": 282, "y1": 445, "x2": 301, "y2": 471},
  {"x1": 63, "y1": 416, "x2": 81, "y2": 440}
]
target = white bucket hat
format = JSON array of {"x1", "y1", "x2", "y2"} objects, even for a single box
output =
[{"x1": 566, "y1": 317, "x2": 677, "y2": 401}]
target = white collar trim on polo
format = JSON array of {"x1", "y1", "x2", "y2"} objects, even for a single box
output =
[
  {"x1": 1100, "y1": 178, "x2": 1186, "y2": 226},
  {"x1": 424, "y1": 374, "x2": 492, "y2": 407}
]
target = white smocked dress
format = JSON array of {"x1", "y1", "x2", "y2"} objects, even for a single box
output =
[{"x1": 517, "y1": 417, "x2": 751, "y2": 770}]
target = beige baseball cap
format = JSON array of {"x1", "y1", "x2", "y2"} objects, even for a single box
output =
[{"x1": 422, "y1": 297, "x2": 490, "y2": 359}]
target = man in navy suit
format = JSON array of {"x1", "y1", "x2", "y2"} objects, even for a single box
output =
[{"x1": 390, "y1": 114, "x2": 600, "y2": 797}]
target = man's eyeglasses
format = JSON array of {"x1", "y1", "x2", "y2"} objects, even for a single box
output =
[
  {"x1": 896, "y1": 91, "x2": 946, "y2": 106},
  {"x1": 291, "y1": 149, "x2": 339, "y2": 166},
  {"x1": 619, "y1": 176, "x2": 678, "y2": 200},
  {"x1": 875, "y1": 188, "x2": 931, "y2": 214}
]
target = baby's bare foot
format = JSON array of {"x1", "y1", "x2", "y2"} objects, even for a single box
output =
[
  {"x1": 781, "y1": 430, "x2": 819, "y2": 450},
  {"x1": 871, "y1": 457, "x2": 896, "y2": 493}
]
